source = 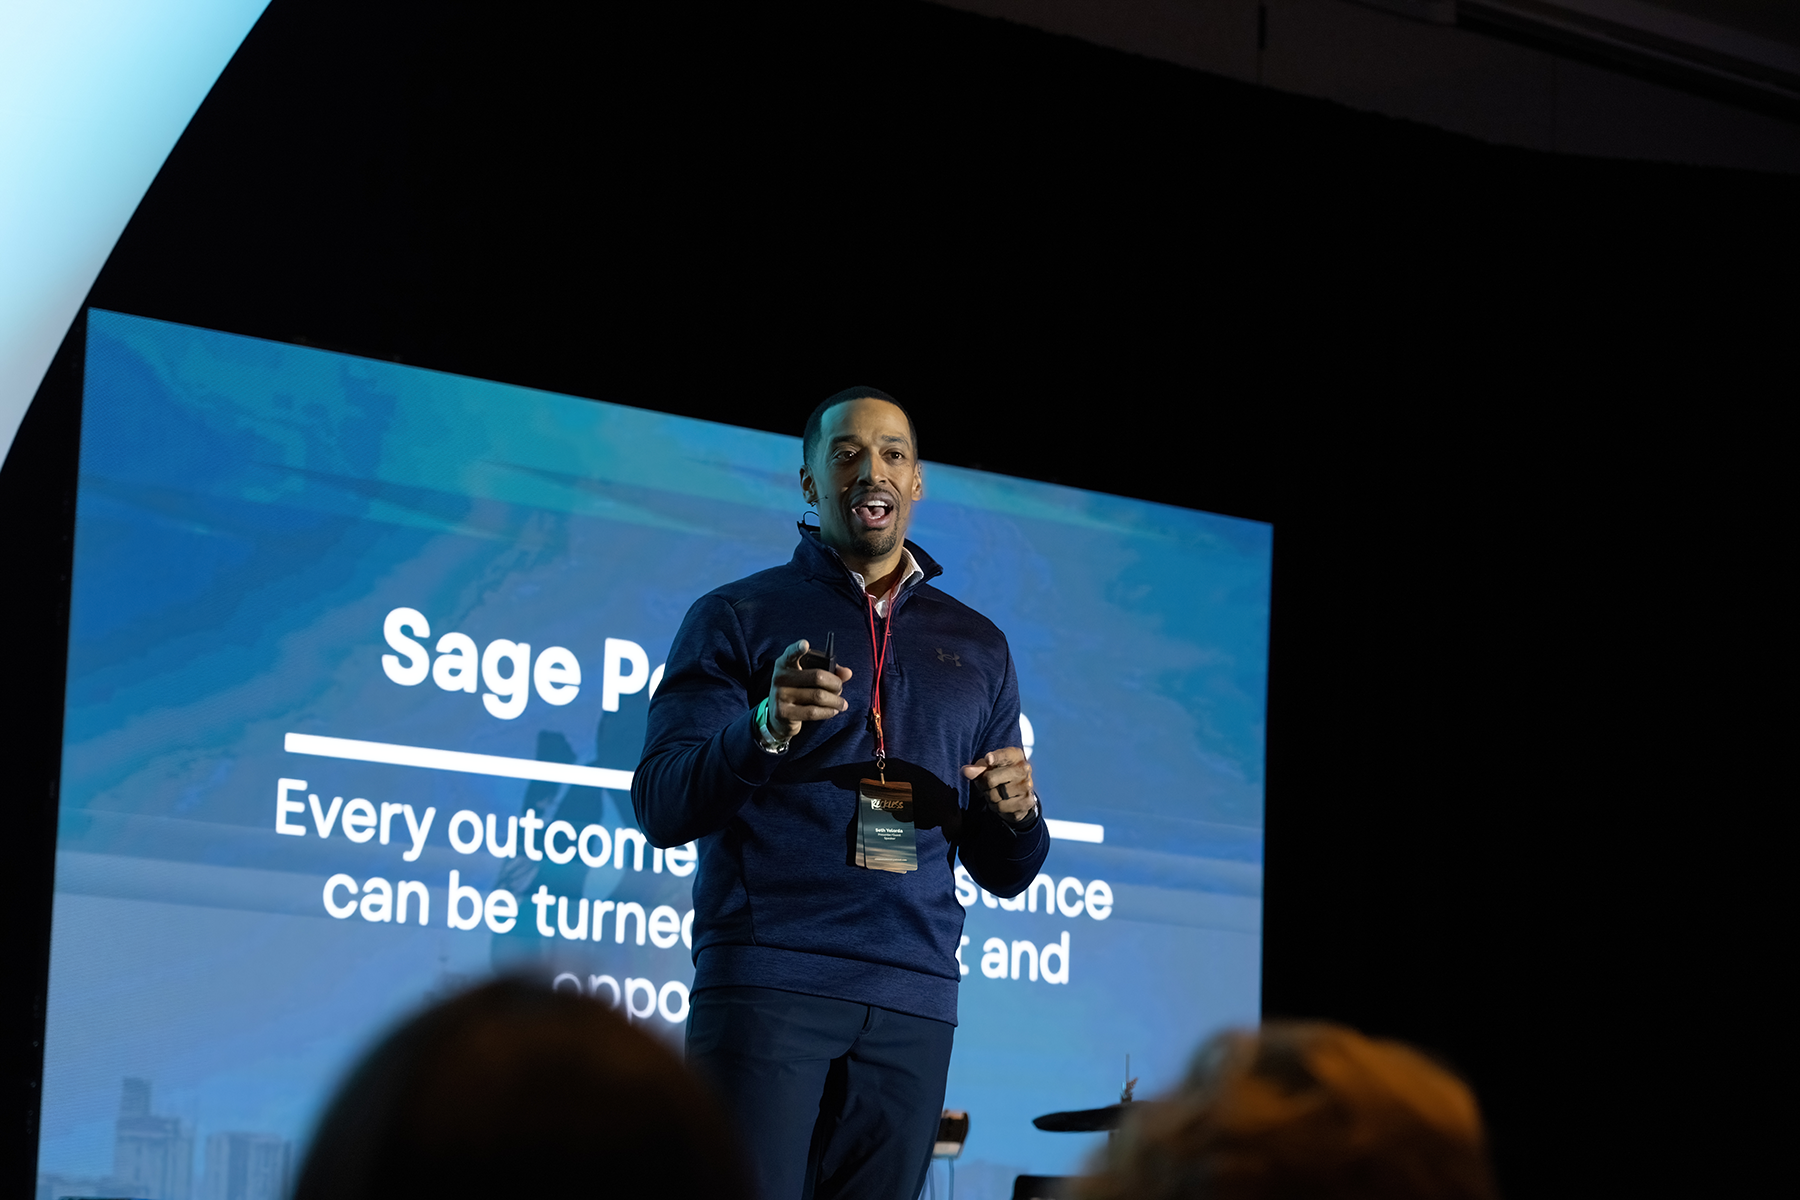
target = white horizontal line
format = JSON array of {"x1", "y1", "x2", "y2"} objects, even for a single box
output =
[
  {"x1": 284, "y1": 733, "x2": 634, "y2": 791},
  {"x1": 1045, "y1": 819, "x2": 1104, "y2": 844},
  {"x1": 287, "y1": 733, "x2": 1106, "y2": 841}
]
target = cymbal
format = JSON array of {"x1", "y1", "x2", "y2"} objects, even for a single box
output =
[{"x1": 1032, "y1": 1103, "x2": 1134, "y2": 1132}]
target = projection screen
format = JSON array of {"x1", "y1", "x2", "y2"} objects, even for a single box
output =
[{"x1": 37, "y1": 309, "x2": 1270, "y2": 1198}]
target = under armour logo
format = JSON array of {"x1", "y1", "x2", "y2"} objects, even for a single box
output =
[{"x1": 935, "y1": 648, "x2": 961, "y2": 666}]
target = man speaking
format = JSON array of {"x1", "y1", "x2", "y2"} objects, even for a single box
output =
[{"x1": 633, "y1": 387, "x2": 1049, "y2": 1198}]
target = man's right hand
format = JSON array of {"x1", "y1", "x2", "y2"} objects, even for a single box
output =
[{"x1": 765, "y1": 639, "x2": 854, "y2": 743}]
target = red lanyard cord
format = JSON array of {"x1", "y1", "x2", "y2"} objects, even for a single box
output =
[{"x1": 867, "y1": 594, "x2": 894, "y2": 774}]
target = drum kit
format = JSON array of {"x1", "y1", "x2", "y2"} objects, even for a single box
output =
[
  {"x1": 930, "y1": 1059, "x2": 1143, "y2": 1200},
  {"x1": 1035, "y1": 1053, "x2": 1138, "y2": 1133}
]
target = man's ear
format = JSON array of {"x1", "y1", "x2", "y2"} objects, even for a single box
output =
[
  {"x1": 799, "y1": 464, "x2": 817, "y2": 506},
  {"x1": 911, "y1": 463, "x2": 924, "y2": 501}
]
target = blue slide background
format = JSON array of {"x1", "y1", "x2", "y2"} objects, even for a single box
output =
[{"x1": 39, "y1": 309, "x2": 1270, "y2": 1197}]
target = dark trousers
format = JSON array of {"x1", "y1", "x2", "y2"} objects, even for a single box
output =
[{"x1": 686, "y1": 985, "x2": 956, "y2": 1200}]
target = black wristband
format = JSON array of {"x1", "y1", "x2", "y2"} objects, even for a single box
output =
[{"x1": 1002, "y1": 800, "x2": 1041, "y2": 834}]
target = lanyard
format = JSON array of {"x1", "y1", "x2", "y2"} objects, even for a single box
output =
[{"x1": 866, "y1": 594, "x2": 894, "y2": 778}]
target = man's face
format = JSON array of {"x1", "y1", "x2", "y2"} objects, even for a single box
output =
[{"x1": 801, "y1": 398, "x2": 923, "y2": 565}]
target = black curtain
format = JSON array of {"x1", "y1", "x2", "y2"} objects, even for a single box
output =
[{"x1": 6, "y1": 2, "x2": 1790, "y2": 1195}]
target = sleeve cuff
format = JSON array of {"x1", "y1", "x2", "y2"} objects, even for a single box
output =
[
  {"x1": 1001, "y1": 800, "x2": 1041, "y2": 835},
  {"x1": 723, "y1": 707, "x2": 786, "y2": 786}
]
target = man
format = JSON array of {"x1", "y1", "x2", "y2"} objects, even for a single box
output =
[{"x1": 633, "y1": 386, "x2": 1049, "y2": 1199}]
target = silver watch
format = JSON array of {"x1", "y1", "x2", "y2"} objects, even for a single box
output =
[{"x1": 754, "y1": 697, "x2": 791, "y2": 754}]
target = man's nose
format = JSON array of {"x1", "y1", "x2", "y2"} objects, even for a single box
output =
[{"x1": 856, "y1": 452, "x2": 887, "y2": 484}]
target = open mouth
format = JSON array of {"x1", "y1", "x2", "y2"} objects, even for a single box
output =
[{"x1": 851, "y1": 497, "x2": 895, "y2": 529}]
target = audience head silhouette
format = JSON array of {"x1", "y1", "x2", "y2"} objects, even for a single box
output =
[
  {"x1": 1086, "y1": 1021, "x2": 1498, "y2": 1200},
  {"x1": 293, "y1": 977, "x2": 748, "y2": 1200}
]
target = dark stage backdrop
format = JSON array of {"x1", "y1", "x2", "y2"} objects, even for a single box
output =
[{"x1": 4, "y1": 1, "x2": 1791, "y2": 1197}]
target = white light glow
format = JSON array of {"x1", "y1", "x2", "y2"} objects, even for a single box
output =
[{"x1": 0, "y1": 0, "x2": 269, "y2": 465}]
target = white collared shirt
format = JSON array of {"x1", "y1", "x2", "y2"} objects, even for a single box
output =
[{"x1": 847, "y1": 548, "x2": 923, "y2": 617}]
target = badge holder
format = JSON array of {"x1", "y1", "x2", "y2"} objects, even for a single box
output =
[
  {"x1": 858, "y1": 774, "x2": 917, "y2": 873},
  {"x1": 855, "y1": 603, "x2": 916, "y2": 873}
]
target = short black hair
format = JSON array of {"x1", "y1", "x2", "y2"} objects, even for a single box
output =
[{"x1": 802, "y1": 386, "x2": 918, "y2": 465}]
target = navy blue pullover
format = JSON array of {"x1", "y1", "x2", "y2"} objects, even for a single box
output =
[{"x1": 633, "y1": 528, "x2": 1051, "y2": 1024}]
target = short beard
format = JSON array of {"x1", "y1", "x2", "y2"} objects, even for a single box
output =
[{"x1": 847, "y1": 526, "x2": 902, "y2": 561}]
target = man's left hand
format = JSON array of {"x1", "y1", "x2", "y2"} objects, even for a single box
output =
[{"x1": 962, "y1": 748, "x2": 1037, "y2": 824}]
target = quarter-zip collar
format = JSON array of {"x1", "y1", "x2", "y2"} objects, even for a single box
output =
[
  {"x1": 851, "y1": 548, "x2": 923, "y2": 617},
  {"x1": 792, "y1": 523, "x2": 943, "y2": 618}
]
